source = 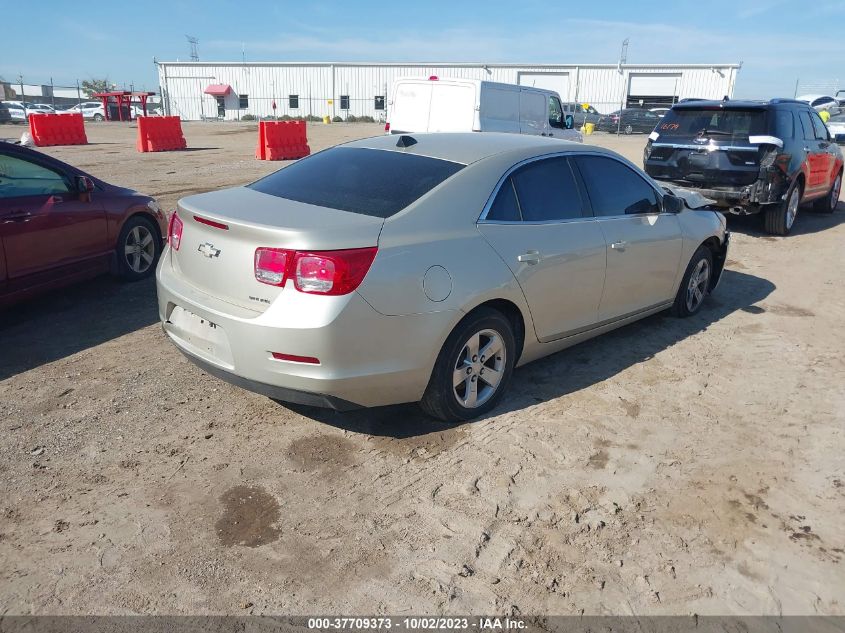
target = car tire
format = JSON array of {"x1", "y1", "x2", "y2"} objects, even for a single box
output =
[
  {"x1": 420, "y1": 307, "x2": 516, "y2": 422},
  {"x1": 671, "y1": 246, "x2": 714, "y2": 318},
  {"x1": 93, "y1": 114, "x2": 103, "y2": 122},
  {"x1": 115, "y1": 215, "x2": 162, "y2": 281},
  {"x1": 813, "y1": 171, "x2": 841, "y2": 214},
  {"x1": 764, "y1": 180, "x2": 802, "y2": 235},
  {"x1": 624, "y1": 124, "x2": 633, "y2": 135}
]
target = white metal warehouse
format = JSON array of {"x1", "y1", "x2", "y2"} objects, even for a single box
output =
[{"x1": 155, "y1": 61, "x2": 741, "y2": 121}]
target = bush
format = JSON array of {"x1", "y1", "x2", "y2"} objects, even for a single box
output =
[
  {"x1": 356, "y1": 115, "x2": 376, "y2": 123},
  {"x1": 346, "y1": 114, "x2": 357, "y2": 123},
  {"x1": 240, "y1": 114, "x2": 256, "y2": 121},
  {"x1": 305, "y1": 114, "x2": 322, "y2": 122},
  {"x1": 332, "y1": 115, "x2": 343, "y2": 123}
]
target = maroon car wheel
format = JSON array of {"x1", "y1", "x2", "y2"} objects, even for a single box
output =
[{"x1": 116, "y1": 215, "x2": 161, "y2": 281}]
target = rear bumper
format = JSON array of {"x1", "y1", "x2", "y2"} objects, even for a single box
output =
[
  {"x1": 652, "y1": 178, "x2": 786, "y2": 213},
  {"x1": 156, "y1": 250, "x2": 458, "y2": 408},
  {"x1": 176, "y1": 348, "x2": 360, "y2": 410}
]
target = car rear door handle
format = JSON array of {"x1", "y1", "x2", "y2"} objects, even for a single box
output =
[
  {"x1": 517, "y1": 251, "x2": 541, "y2": 265},
  {"x1": 610, "y1": 241, "x2": 627, "y2": 252}
]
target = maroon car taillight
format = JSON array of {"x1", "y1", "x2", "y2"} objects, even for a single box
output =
[
  {"x1": 254, "y1": 246, "x2": 378, "y2": 295},
  {"x1": 168, "y1": 211, "x2": 183, "y2": 250}
]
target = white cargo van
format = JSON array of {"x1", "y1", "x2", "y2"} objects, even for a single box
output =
[{"x1": 385, "y1": 77, "x2": 582, "y2": 142}]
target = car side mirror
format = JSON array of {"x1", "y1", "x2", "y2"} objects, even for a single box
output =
[
  {"x1": 663, "y1": 193, "x2": 685, "y2": 213},
  {"x1": 76, "y1": 175, "x2": 95, "y2": 193},
  {"x1": 564, "y1": 114, "x2": 574, "y2": 130}
]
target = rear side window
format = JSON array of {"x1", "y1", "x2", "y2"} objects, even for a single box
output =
[
  {"x1": 810, "y1": 111, "x2": 829, "y2": 140},
  {"x1": 487, "y1": 179, "x2": 521, "y2": 221},
  {"x1": 575, "y1": 155, "x2": 659, "y2": 216},
  {"x1": 248, "y1": 147, "x2": 463, "y2": 218},
  {"x1": 510, "y1": 157, "x2": 583, "y2": 222},
  {"x1": 798, "y1": 111, "x2": 815, "y2": 140}
]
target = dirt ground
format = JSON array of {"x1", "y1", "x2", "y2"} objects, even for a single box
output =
[{"x1": 1, "y1": 121, "x2": 843, "y2": 616}]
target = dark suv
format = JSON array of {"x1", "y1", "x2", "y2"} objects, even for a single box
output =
[{"x1": 643, "y1": 99, "x2": 843, "y2": 235}]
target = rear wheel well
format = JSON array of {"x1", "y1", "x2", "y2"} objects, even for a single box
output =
[{"x1": 467, "y1": 299, "x2": 526, "y2": 364}]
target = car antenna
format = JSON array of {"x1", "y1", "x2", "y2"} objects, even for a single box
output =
[{"x1": 395, "y1": 135, "x2": 417, "y2": 148}]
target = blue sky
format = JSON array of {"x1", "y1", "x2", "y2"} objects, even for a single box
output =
[{"x1": 3, "y1": 0, "x2": 844, "y2": 97}]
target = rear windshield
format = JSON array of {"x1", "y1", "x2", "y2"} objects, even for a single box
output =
[
  {"x1": 248, "y1": 147, "x2": 464, "y2": 218},
  {"x1": 655, "y1": 108, "x2": 768, "y2": 140}
]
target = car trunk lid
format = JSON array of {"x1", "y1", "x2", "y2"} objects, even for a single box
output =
[{"x1": 170, "y1": 187, "x2": 384, "y2": 313}]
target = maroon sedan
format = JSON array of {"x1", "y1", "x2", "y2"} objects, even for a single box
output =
[{"x1": 0, "y1": 141, "x2": 166, "y2": 305}]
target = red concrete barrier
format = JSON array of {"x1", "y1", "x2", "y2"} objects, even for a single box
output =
[
  {"x1": 136, "y1": 116, "x2": 187, "y2": 152},
  {"x1": 28, "y1": 113, "x2": 88, "y2": 147},
  {"x1": 256, "y1": 120, "x2": 310, "y2": 160}
]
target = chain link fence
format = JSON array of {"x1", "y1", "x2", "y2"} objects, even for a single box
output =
[{"x1": 1, "y1": 76, "x2": 161, "y2": 119}]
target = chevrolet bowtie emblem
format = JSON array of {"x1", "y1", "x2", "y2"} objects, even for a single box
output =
[{"x1": 198, "y1": 242, "x2": 221, "y2": 258}]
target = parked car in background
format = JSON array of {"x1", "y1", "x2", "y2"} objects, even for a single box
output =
[
  {"x1": 827, "y1": 113, "x2": 845, "y2": 143},
  {"x1": 596, "y1": 109, "x2": 661, "y2": 134},
  {"x1": 562, "y1": 102, "x2": 602, "y2": 126},
  {"x1": 386, "y1": 77, "x2": 582, "y2": 142},
  {"x1": 644, "y1": 99, "x2": 843, "y2": 235},
  {"x1": 836, "y1": 90, "x2": 845, "y2": 108},
  {"x1": 0, "y1": 141, "x2": 167, "y2": 305},
  {"x1": 157, "y1": 132, "x2": 728, "y2": 421},
  {"x1": 795, "y1": 94, "x2": 840, "y2": 114},
  {"x1": 26, "y1": 103, "x2": 55, "y2": 115},
  {"x1": 59, "y1": 101, "x2": 105, "y2": 121},
  {"x1": 0, "y1": 103, "x2": 13, "y2": 124},
  {"x1": 3, "y1": 102, "x2": 26, "y2": 122}
]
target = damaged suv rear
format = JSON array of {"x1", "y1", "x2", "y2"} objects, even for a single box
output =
[{"x1": 644, "y1": 99, "x2": 843, "y2": 235}]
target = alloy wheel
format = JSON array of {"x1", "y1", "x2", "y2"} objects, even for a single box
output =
[
  {"x1": 685, "y1": 258, "x2": 711, "y2": 313},
  {"x1": 124, "y1": 225, "x2": 156, "y2": 274},
  {"x1": 832, "y1": 175, "x2": 842, "y2": 210},
  {"x1": 452, "y1": 329, "x2": 506, "y2": 409}
]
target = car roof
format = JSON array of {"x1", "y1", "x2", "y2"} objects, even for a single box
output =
[
  {"x1": 672, "y1": 98, "x2": 811, "y2": 111},
  {"x1": 342, "y1": 132, "x2": 607, "y2": 165}
]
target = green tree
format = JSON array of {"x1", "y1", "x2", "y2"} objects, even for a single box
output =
[{"x1": 81, "y1": 78, "x2": 111, "y2": 97}]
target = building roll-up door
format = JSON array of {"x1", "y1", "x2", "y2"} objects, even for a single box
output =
[{"x1": 627, "y1": 74, "x2": 681, "y2": 108}]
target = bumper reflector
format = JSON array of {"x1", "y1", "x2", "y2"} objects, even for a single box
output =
[{"x1": 271, "y1": 352, "x2": 320, "y2": 365}]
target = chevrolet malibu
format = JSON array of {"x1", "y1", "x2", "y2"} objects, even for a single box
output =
[{"x1": 157, "y1": 133, "x2": 728, "y2": 421}]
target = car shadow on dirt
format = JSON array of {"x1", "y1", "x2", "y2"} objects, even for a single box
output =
[
  {"x1": 0, "y1": 276, "x2": 159, "y2": 380},
  {"x1": 726, "y1": 201, "x2": 844, "y2": 238},
  {"x1": 287, "y1": 268, "x2": 775, "y2": 439}
]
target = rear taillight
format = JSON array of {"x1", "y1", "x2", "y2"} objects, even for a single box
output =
[
  {"x1": 254, "y1": 246, "x2": 377, "y2": 295},
  {"x1": 384, "y1": 122, "x2": 390, "y2": 132},
  {"x1": 168, "y1": 211, "x2": 183, "y2": 250},
  {"x1": 254, "y1": 248, "x2": 290, "y2": 286}
]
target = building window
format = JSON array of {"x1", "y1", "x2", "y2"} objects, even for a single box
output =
[
  {"x1": 289, "y1": 95, "x2": 299, "y2": 109},
  {"x1": 340, "y1": 95, "x2": 350, "y2": 110},
  {"x1": 374, "y1": 96, "x2": 385, "y2": 110},
  {"x1": 239, "y1": 94, "x2": 249, "y2": 108}
]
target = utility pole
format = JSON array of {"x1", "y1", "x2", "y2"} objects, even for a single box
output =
[{"x1": 616, "y1": 38, "x2": 629, "y2": 136}]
